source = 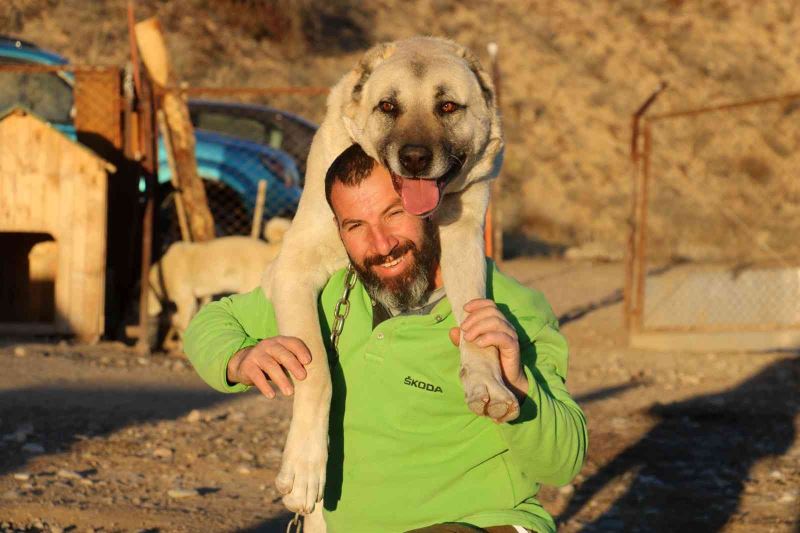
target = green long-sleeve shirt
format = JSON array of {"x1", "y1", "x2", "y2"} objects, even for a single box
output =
[{"x1": 184, "y1": 260, "x2": 587, "y2": 533}]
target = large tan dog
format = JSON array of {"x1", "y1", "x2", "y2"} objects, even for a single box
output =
[
  {"x1": 149, "y1": 217, "x2": 290, "y2": 336},
  {"x1": 262, "y1": 37, "x2": 511, "y2": 519}
]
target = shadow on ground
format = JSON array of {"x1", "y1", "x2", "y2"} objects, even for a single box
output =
[
  {"x1": 0, "y1": 385, "x2": 235, "y2": 477},
  {"x1": 559, "y1": 354, "x2": 800, "y2": 532}
]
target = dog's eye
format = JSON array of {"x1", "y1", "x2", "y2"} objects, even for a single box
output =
[
  {"x1": 379, "y1": 101, "x2": 397, "y2": 114},
  {"x1": 440, "y1": 101, "x2": 459, "y2": 114}
]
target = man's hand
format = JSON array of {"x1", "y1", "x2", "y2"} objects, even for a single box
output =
[
  {"x1": 449, "y1": 299, "x2": 528, "y2": 401},
  {"x1": 226, "y1": 336, "x2": 312, "y2": 399}
]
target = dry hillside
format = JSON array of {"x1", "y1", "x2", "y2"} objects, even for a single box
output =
[{"x1": 4, "y1": 0, "x2": 800, "y2": 258}]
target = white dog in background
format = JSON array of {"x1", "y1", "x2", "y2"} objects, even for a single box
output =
[
  {"x1": 148, "y1": 217, "x2": 291, "y2": 338},
  {"x1": 262, "y1": 36, "x2": 512, "y2": 521}
]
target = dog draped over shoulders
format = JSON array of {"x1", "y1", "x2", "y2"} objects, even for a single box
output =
[{"x1": 260, "y1": 36, "x2": 513, "y2": 520}]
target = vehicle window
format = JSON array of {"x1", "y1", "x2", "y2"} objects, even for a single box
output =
[
  {"x1": 0, "y1": 71, "x2": 73, "y2": 124},
  {"x1": 194, "y1": 111, "x2": 268, "y2": 145}
]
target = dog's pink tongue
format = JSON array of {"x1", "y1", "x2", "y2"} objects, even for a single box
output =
[{"x1": 400, "y1": 178, "x2": 440, "y2": 215}]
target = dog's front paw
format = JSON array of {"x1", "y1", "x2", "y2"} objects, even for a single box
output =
[
  {"x1": 459, "y1": 342, "x2": 520, "y2": 423},
  {"x1": 275, "y1": 426, "x2": 328, "y2": 514}
]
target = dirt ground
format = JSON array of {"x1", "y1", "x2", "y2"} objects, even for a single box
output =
[{"x1": 0, "y1": 258, "x2": 797, "y2": 533}]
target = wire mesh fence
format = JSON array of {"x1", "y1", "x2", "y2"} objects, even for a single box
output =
[
  {"x1": 626, "y1": 92, "x2": 800, "y2": 342},
  {"x1": 156, "y1": 85, "x2": 327, "y2": 251}
]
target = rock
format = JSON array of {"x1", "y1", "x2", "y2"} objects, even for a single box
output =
[
  {"x1": 79, "y1": 478, "x2": 94, "y2": 486},
  {"x1": 136, "y1": 357, "x2": 150, "y2": 366},
  {"x1": 186, "y1": 410, "x2": 202, "y2": 423},
  {"x1": 51, "y1": 527, "x2": 64, "y2": 533},
  {"x1": 13, "y1": 472, "x2": 31, "y2": 481},
  {"x1": 778, "y1": 492, "x2": 796, "y2": 503},
  {"x1": 13, "y1": 346, "x2": 27, "y2": 357},
  {"x1": 168, "y1": 488, "x2": 199, "y2": 499},
  {"x1": 769, "y1": 469, "x2": 784, "y2": 481},
  {"x1": 153, "y1": 447, "x2": 173, "y2": 459},
  {"x1": 238, "y1": 450, "x2": 254, "y2": 461},
  {"x1": 57, "y1": 469, "x2": 83, "y2": 480},
  {"x1": 237, "y1": 466, "x2": 251, "y2": 475},
  {"x1": 559, "y1": 484, "x2": 575, "y2": 496},
  {"x1": 32, "y1": 520, "x2": 44, "y2": 529},
  {"x1": 21, "y1": 443, "x2": 45, "y2": 454}
]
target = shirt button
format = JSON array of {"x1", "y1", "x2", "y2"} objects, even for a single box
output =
[
  {"x1": 376, "y1": 332, "x2": 385, "y2": 340},
  {"x1": 435, "y1": 315, "x2": 443, "y2": 323}
]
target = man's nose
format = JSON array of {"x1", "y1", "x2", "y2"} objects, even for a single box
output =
[{"x1": 369, "y1": 225, "x2": 397, "y2": 256}]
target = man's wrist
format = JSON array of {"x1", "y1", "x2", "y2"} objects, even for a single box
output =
[{"x1": 226, "y1": 347, "x2": 249, "y2": 386}]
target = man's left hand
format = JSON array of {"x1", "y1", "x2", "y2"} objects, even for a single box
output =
[{"x1": 449, "y1": 299, "x2": 529, "y2": 401}]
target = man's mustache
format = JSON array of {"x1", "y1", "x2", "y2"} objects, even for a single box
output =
[{"x1": 363, "y1": 241, "x2": 417, "y2": 269}]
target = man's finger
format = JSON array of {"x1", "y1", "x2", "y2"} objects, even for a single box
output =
[
  {"x1": 247, "y1": 365, "x2": 277, "y2": 399},
  {"x1": 273, "y1": 348, "x2": 309, "y2": 381},
  {"x1": 463, "y1": 316, "x2": 514, "y2": 342},
  {"x1": 460, "y1": 305, "x2": 507, "y2": 332},
  {"x1": 473, "y1": 331, "x2": 517, "y2": 355},
  {"x1": 449, "y1": 327, "x2": 461, "y2": 346},
  {"x1": 256, "y1": 357, "x2": 294, "y2": 396},
  {"x1": 263, "y1": 341, "x2": 307, "y2": 380},
  {"x1": 462, "y1": 299, "x2": 495, "y2": 313},
  {"x1": 276, "y1": 336, "x2": 313, "y2": 365}
]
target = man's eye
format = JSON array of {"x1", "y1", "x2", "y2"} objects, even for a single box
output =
[{"x1": 346, "y1": 223, "x2": 362, "y2": 232}]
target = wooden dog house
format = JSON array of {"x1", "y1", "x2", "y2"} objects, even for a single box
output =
[{"x1": 0, "y1": 108, "x2": 115, "y2": 342}]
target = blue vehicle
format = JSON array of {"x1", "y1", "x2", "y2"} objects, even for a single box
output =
[{"x1": 0, "y1": 36, "x2": 306, "y2": 237}]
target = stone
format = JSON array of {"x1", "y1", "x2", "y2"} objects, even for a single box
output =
[
  {"x1": 559, "y1": 484, "x2": 575, "y2": 496},
  {"x1": 13, "y1": 346, "x2": 26, "y2": 357},
  {"x1": 168, "y1": 488, "x2": 199, "y2": 498},
  {"x1": 186, "y1": 410, "x2": 202, "y2": 423},
  {"x1": 237, "y1": 466, "x2": 251, "y2": 475},
  {"x1": 153, "y1": 447, "x2": 174, "y2": 459},
  {"x1": 57, "y1": 469, "x2": 83, "y2": 480},
  {"x1": 13, "y1": 473, "x2": 30, "y2": 481}
]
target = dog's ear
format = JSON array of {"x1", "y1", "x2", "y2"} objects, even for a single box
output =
[
  {"x1": 454, "y1": 44, "x2": 496, "y2": 110},
  {"x1": 349, "y1": 41, "x2": 397, "y2": 103}
]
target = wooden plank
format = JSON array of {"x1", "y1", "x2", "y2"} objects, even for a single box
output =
[
  {"x1": 630, "y1": 330, "x2": 800, "y2": 353},
  {"x1": 0, "y1": 322, "x2": 59, "y2": 335}
]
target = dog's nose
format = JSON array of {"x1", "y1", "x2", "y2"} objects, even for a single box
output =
[{"x1": 399, "y1": 145, "x2": 432, "y2": 175}]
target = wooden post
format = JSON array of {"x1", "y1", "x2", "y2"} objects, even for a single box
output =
[
  {"x1": 251, "y1": 179, "x2": 268, "y2": 239},
  {"x1": 157, "y1": 109, "x2": 191, "y2": 242},
  {"x1": 135, "y1": 17, "x2": 215, "y2": 242}
]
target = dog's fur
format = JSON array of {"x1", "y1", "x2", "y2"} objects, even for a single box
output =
[
  {"x1": 261, "y1": 37, "x2": 513, "y2": 521},
  {"x1": 148, "y1": 217, "x2": 290, "y2": 335}
]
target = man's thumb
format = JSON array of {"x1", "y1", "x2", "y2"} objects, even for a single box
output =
[{"x1": 448, "y1": 327, "x2": 460, "y2": 346}]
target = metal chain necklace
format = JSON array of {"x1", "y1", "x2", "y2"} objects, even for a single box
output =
[{"x1": 286, "y1": 263, "x2": 357, "y2": 533}]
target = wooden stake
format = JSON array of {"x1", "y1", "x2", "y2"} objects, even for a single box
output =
[
  {"x1": 251, "y1": 179, "x2": 268, "y2": 239},
  {"x1": 157, "y1": 109, "x2": 191, "y2": 242}
]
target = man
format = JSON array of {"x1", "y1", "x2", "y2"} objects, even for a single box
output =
[{"x1": 184, "y1": 144, "x2": 587, "y2": 533}]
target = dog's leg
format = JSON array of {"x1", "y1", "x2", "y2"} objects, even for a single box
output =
[
  {"x1": 437, "y1": 183, "x2": 519, "y2": 423},
  {"x1": 263, "y1": 199, "x2": 345, "y2": 515},
  {"x1": 303, "y1": 503, "x2": 327, "y2": 533}
]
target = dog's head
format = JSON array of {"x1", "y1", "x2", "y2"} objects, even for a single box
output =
[{"x1": 342, "y1": 37, "x2": 503, "y2": 217}]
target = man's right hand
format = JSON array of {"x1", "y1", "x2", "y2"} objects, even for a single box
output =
[{"x1": 226, "y1": 336, "x2": 312, "y2": 399}]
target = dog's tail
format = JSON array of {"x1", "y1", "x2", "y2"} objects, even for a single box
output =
[{"x1": 263, "y1": 217, "x2": 292, "y2": 243}]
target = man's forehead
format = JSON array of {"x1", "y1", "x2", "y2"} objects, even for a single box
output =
[{"x1": 331, "y1": 166, "x2": 400, "y2": 219}]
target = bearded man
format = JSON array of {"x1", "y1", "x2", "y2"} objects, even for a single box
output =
[{"x1": 184, "y1": 144, "x2": 587, "y2": 533}]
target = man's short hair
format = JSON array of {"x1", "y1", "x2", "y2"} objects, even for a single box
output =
[{"x1": 324, "y1": 144, "x2": 378, "y2": 209}]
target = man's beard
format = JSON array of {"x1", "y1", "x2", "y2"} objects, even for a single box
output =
[{"x1": 350, "y1": 220, "x2": 440, "y2": 313}]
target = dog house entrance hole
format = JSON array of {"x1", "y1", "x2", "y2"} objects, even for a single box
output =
[{"x1": 0, "y1": 232, "x2": 57, "y2": 324}]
